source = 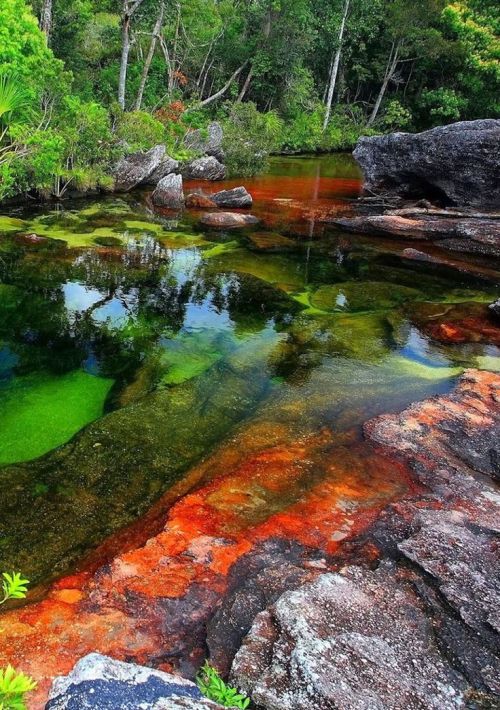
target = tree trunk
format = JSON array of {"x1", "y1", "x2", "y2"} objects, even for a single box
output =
[
  {"x1": 236, "y1": 65, "x2": 254, "y2": 103},
  {"x1": 323, "y1": 0, "x2": 350, "y2": 131},
  {"x1": 118, "y1": 13, "x2": 131, "y2": 110},
  {"x1": 367, "y1": 40, "x2": 401, "y2": 126},
  {"x1": 135, "y1": 1, "x2": 165, "y2": 110},
  {"x1": 185, "y1": 62, "x2": 248, "y2": 112},
  {"x1": 118, "y1": 0, "x2": 145, "y2": 110},
  {"x1": 40, "y1": 0, "x2": 53, "y2": 41}
]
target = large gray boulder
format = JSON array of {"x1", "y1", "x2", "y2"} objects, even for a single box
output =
[
  {"x1": 354, "y1": 119, "x2": 500, "y2": 210},
  {"x1": 183, "y1": 156, "x2": 226, "y2": 181},
  {"x1": 212, "y1": 187, "x2": 252, "y2": 208},
  {"x1": 46, "y1": 653, "x2": 223, "y2": 709},
  {"x1": 142, "y1": 156, "x2": 179, "y2": 186},
  {"x1": 184, "y1": 121, "x2": 224, "y2": 162},
  {"x1": 114, "y1": 145, "x2": 166, "y2": 192},
  {"x1": 152, "y1": 173, "x2": 184, "y2": 208}
]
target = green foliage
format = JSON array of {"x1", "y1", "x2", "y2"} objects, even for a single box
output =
[
  {"x1": 0, "y1": 75, "x2": 28, "y2": 127},
  {"x1": 381, "y1": 100, "x2": 413, "y2": 131},
  {"x1": 115, "y1": 111, "x2": 166, "y2": 152},
  {"x1": 222, "y1": 102, "x2": 283, "y2": 176},
  {"x1": 1, "y1": 572, "x2": 30, "y2": 604},
  {"x1": 0, "y1": 666, "x2": 36, "y2": 710},
  {"x1": 420, "y1": 87, "x2": 467, "y2": 124},
  {"x1": 197, "y1": 662, "x2": 250, "y2": 709}
]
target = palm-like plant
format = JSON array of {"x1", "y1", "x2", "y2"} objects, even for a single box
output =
[{"x1": 0, "y1": 74, "x2": 28, "y2": 128}]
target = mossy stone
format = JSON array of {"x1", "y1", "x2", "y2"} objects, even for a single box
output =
[{"x1": 310, "y1": 281, "x2": 421, "y2": 313}]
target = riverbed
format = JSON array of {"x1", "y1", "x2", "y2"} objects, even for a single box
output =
[{"x1": 0, "y1": 153, "x2": 499, "y2": 588}]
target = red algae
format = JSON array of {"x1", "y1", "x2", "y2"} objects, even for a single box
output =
[{"x1": 0, "y1": 425, "x2": 410, "y2": 709}]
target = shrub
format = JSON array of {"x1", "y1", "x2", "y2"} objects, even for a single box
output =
[
  {"x1": 380, "y1": 99, "x2": 413, "y2": 131},
  {"x1": 197, "y1": 662, "x2": 250, "y2": 709},
  {"x1": 420, "y1": 87, "x2": 467, "y2": 125},
  {"x1": 222, "y1": 102, "x2": 283, "y2": 177},
  {"x1": 114, "y1": 110, "x2": 166, "y2": 152}
]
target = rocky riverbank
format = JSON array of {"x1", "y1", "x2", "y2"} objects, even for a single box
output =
[
  {"x1": 0, "y1": 369, "x2": 497, "y2": 708},
  {"x1": 330, "y1": 120, "x2": 500, "y2": 264}
]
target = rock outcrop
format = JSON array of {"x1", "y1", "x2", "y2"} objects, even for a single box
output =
[
  {"x1": 333, "y1": 214, "x2": 500, "y2": 257},
  {"x1": 142, "y1": 155, "x2": 179, "y2": 186},
  {"x1": 184, "y1": 122, "x2": 224, "y2": 162},
  {"x1": 183, "y1": 156, "x2": 226, "y2": 181},
  {"x1": 46, "y1": 653, "x2": 223, "y2": 709},
  {"x1": 231, "y1": 370, "x2": 500, "y2": 709},
  {"x1": 232, "y1": 563, "x2": 469, "y2": 710},
  {"x1": 212, "y1": 187, "x2": 253, "y2": 208},
  {"x1": 114, "y1": 145, "x2": 166, "y2": 192},
  {"x1": 354, "y1": 119, "x2": 500, "y2": 210},
  {"x1": 152, "y1": 173, "x2": 184, "y2": 208},
  {"x1": 200, "y1": 212, "x2": 260, "y2": 229}
]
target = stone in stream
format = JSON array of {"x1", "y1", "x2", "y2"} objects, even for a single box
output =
[
  {"x1": 332, "y1": 214, "x2": 500, "y2": 258},
  {"x1": 185, "y1": 192, "x2": 217, "y2": 208},
  {"x1": 183, "y1": 156, "x2": 226, "y2": 181},
  {"x1": 200, "y1": 211, "x2": 260, "y2": 229},
  {"x1": 212, "y1": 187, "x2": 253, "y2": 208},
  {"x1": 183, "y1": 121, "x2": 225, "y2": 162},
  {"x1": 114, "y1": 144, "x2": 166, "y2": 192},
  {"x1": 152, "y1": 173, "x2": 184, "y2": 208},
  {"x1": 46, "y1": 653, "x2": 223, "y2": 709},
  {"x1": 354, "y1": 119, "x2": 500, "y2": 210}
]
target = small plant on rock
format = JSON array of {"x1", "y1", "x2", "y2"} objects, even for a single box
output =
[
  {"x1": 0, "y1": 573, "x2": 30, "y2": 606},
  {"x1": 0, "y1": 573, "x2": 37, "y2": 710},
  {"x1": 0, "y1": 666, "x2": 37, "y2": 710},
  {"x1": 197, "y1": 661, "x2": 250, "y2": 709}
]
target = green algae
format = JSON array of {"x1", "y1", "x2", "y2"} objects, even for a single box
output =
[
  {"x1": 0, "y1": 371, "x2": 113, "y2": 466},
  {"x1": 0, "y1": 216, "x2": 27, "y2": 233},
  {"x1": 310, "y1": 281, "x2": 422, "y2": 313}
]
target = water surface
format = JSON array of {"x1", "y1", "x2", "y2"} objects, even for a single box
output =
[{"x1": 0, "y1": 154, "x2": 498, "y2": 583}]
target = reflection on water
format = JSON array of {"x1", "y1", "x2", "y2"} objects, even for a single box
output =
[{"x1": 0, "y1": 154, "x2": 499, "y2": 583}]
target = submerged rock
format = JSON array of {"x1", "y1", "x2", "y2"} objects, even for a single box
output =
[
  {"x1": 354, "y1": 119, "x2": 500, "y2": 210},
  {"x1": 46, "y1": 653, "x2": 223, "y2": 709},
  {"x1": 152, "y1": 173, "x2": 184, "y2": 208},
  {"x1": 184, "y1": 121, "x2": 224, "y2": 162},
  {"x1": 200, "y1": 212, "x2": 260, "y2": 229},
  {"x1": 183, "y1": 156, "x2": 226, "y2": 181},
  {"x1": 212, "y1": 187, "x2": 253, "y2": 208},
  {"x1": 114, "y1": 145, "x2": 166, "y2": 192},
  {"x1": 231, "y1": 563, "x2": 468, "y2": 710},
  {"x1": 185, "y1": 192, "x2": 217, "y2": 209}
]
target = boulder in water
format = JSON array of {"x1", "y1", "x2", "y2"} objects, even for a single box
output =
[
  {"x1": 152, "y1": 173, "x2": 184, "y2": 208},
  {"x1": 185, "y1": 192, "x2": 217, "y2": 209},
  {"x1": 354, "y1": 119, "x2": 500, "y2": 210},
  {"x1": 212, "y1": 187, "x2": 252, "y2": 208},
  {"x1": 183, "y1": 156, "x2": 226, "y2": 181},
  {"x1": 200, "y1": 212, "x2": 260, "y2": 229},
  {"x1": 114, "y1": 144, "x2": 166, "y2": 192}
]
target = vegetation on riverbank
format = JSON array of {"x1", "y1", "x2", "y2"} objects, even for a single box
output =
[{"x1": 0, "y1": 0, "x2": 498, "y2": 199}]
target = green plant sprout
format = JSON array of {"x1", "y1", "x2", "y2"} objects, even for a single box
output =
[
  {"x1": 0, "y1": 666, "x2": 37, "y2": 710},
  {"x1": 0, "y1": 573, "x2": 37, "y2": 709},
  {"x1": 197, "y1": 661, "x2": 250, "y2": 709},
  {"x1": 0, "y1": 574, "x2": 30, "y2": 606}
]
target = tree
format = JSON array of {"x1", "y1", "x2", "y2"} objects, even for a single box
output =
[
  {"x1": 323, "y1": 0, "x2": 350, "y2": 130},
  {"x1": 118, "y1": 0, "x2": 146, "y2": 109}
]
